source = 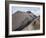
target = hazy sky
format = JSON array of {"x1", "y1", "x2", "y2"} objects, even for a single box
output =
[{"x1": 12, "y1": 6, "x2": 40, "y2": 16}]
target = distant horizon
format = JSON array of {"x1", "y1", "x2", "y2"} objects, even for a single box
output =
[
  {"x1": 13, "y1": 10, "x2": 40, "y2": 16},
  {"x1": 12, "y1": 6, "x2": 40, "y2": 16}
]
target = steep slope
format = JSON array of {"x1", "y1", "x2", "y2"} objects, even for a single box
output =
[
  {"x1": 12, "y1": 11, "x2": 38, "y2": 31},
  {"x1": 12, "y1": 11, "x2": 33, "y2": 31}
]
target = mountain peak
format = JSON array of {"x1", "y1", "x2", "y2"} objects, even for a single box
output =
[{"x1": 26, "y1": 11, "x2": 32, "y2": 13}]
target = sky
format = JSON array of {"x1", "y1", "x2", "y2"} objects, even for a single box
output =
[{"x1": 12, "y1": 6, "x2": 40, "y2": 16}]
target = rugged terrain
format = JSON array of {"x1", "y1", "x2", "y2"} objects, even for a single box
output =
[{"x1": 12, "y1": 11, "x2": 40, "y2": 31}]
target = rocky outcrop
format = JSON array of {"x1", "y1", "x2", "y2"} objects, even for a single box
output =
[{"x1": 12, "y1": 11, "x2": 40, "y2": 31}]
